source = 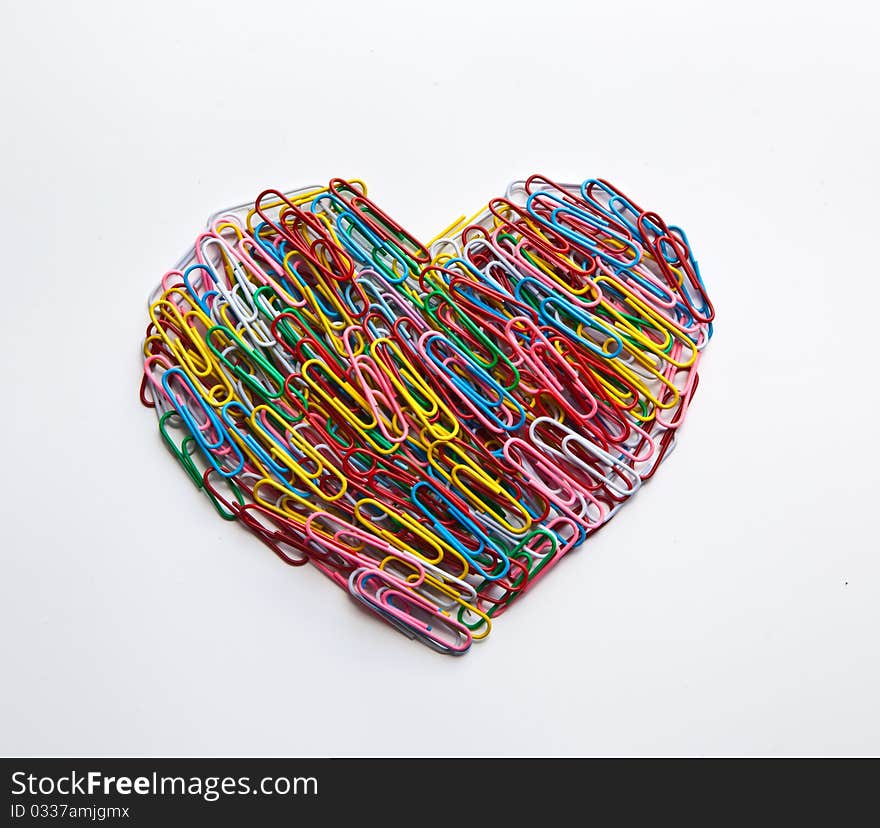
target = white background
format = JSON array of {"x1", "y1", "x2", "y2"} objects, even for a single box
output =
[{"x1": 1, "y1": 0, "x2": 878, "y2": 757}]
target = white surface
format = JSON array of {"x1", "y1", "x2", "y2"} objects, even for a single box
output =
[{"x1": 1, "y1": 0, "x2": 878, "y2": 757}]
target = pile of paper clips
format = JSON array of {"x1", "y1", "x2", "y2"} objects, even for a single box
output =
[{"x1": 139, "y1": 175, "x2": 714, "y2": 654}]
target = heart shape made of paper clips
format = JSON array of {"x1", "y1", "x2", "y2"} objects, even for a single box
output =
[{"x1": 140, "y1": 175, "x2": 714, "y2": 655}]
